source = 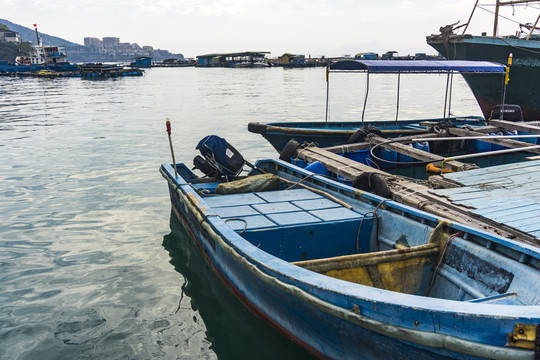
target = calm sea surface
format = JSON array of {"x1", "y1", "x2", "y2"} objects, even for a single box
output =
[{"x1": 0, "y1": 67, "x2": 481, "y2": 359}]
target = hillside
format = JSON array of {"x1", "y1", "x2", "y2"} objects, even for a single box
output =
[
  {"x1": 0, "y1": 18, "x2": 82, "y2": 49},
  {"x1": 0, "y1": 41, "x2": 33, "y2": 62}
]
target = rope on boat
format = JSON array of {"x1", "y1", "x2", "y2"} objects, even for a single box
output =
[{"x1": 224, "y1": 218, "x2": 248, "y2": 234}]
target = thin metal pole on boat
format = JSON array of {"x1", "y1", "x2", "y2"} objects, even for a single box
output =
[
  {"x1": 448, "y1": 72, "x2": 453, "y2": 116},
  {"x1": 447, "y1": 144, "x2": 540, "y2": 161},
  {"x1": 325, "y1": 66, "x2": 330, "y2": 122},
  {"x1": 443, "y1": 72, "x2": 450, "y2": 119},
  {"x1": 410, "y1": 134, "x2": 540, "y2": 142},
  {"x1": 362, "y1": 71, "x2": 370, "y2": 124},
  {"x1": 166, "y1": 118, "x2": 178, "y2": 178},
  {"x1": 395, "y1": 72, "x2": 400, "y2": 124}
]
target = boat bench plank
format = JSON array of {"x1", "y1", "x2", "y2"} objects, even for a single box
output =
[
  {"x1": 490, "y1": 119, "x2": 540, "y2": 134},
  {"x1": 448, "y1": 127, "x2": 540, "y2": 154},
  {"x1": 292, "y1": 243, "x2": 440, "y2": 272}
]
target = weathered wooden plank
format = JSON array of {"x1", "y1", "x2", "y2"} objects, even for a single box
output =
[
  {"x1": 442, "y1": 159, "x2": 540, "y2": 185},
  {"x1": 490, "y1": 119, "x2": 540, "y2": 134},
  {"x1": 448, "y1": 127, "x2": 540, "y2": 154},
  {"x1": 434, "y1": 185, "x2": 540, "y2": 203},
  {"x1": 476, "y1": 202, "x2": 540, "y2": 216}
]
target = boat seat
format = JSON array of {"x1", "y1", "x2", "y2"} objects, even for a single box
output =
[
  {"x1": 292, "y1": 243, "x2": 440, "y2": 294},
  {"x1": 292, "y1": 222, "x2": 448, "y2": 294}
]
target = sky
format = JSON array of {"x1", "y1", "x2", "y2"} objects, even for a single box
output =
[{"x1": 1, "y1": 0, "x2": 538, "y2": 58}]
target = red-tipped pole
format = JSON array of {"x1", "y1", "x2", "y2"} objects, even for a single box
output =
[{"x1": 166, "y1": 118, "x2": 178, "y2": 178}]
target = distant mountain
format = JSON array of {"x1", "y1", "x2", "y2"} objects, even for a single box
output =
[{"x1": 0, "y1": 18, "x2": 82, "y2": 49}]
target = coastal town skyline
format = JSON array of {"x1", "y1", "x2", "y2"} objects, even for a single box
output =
[{"x1": 1, "y1": 0, "x2": 536, "y2": 58}]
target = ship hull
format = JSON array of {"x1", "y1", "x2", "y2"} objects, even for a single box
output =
[{"x1": 427, "y1": 35, "x2": 540, "y2": 120}]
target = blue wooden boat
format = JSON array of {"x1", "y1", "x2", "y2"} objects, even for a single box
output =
[
  {"x1": 248, "y1": 60, "x2": 507, "y2": 152},
  {"x1": 282, "y1": 127, "x2": 540, "y2": 181},
  {"x1": 160, "y1": 143, "x2": 540, "y2": 359},
  {"x1": 249, "y1": 116, "x2": 487, "y2": 152}
]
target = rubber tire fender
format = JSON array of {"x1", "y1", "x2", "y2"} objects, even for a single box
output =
[
  {"x1": 348, "y1": 126, "x2": 383, "y2": 144},
  {"x1": 279, "y1": 139, "x2": 301, "y2": 162},
  {"x1": 351, "y1": 172, "x2": 391, "y2": 198}
]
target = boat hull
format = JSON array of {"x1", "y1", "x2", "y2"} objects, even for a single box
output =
[
  {"x1": 248, "y1": 117, "x2": 484, "y2": 152},
  {"x1": 161, "y1": 161, "x2": 539, "y2": 360},
  {"x1": 426, "y1": 35, "x2": 540, "y2": 120}
]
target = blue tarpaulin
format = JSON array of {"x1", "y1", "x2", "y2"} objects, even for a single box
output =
[{"x1": 329, "y1": 60, "x2": 505, "y2": 73}]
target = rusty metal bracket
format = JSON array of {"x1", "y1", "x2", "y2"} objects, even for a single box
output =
[{"x1": 508, "y1": 323, "x2": 538, "y2": 350}]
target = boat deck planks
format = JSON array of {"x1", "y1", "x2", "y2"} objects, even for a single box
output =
[{"x1": 430, "y1": 159, "x2": 540, "y2": 239}]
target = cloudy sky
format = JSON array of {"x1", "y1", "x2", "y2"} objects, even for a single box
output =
[{"x1": 1, "y1": 0, "x2": 538, "y2": 57}]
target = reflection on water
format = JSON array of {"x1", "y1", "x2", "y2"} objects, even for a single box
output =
[{"x1": 163, "y1": 211, "x2": 317, "y2": 360}]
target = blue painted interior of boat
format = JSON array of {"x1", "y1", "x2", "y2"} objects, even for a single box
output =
[
  {"x1": 343, "y1": 149, "x2": 371, "y2": 165},
  {"x1": 203, "y1": 188, "x2": 375, "y2": 262},
  {"x1": 193, "y1": 183, "x2": 531, "y2": 301}
]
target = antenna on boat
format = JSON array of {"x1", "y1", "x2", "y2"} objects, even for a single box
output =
[
  {"x1": 165, "y1": 118, "x2": 178, "y2": 178},
  {"x1": 33, "y1": 23, "x2": 39, "y2": 47}
]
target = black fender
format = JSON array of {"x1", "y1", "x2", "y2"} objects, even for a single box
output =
[
  {"x1": 279, "y1": 139, "x2": 301, "y2": 162},
  {"x1": 351, "y1": 172, "x2": 391, "y2": 198},
  {"x1": 348, "y1": 126, "x2": 383, "y2": 144}
]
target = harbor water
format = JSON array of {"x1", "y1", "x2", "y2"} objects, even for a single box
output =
[{"x1": 0, "y1": 67, "x2": 482, "y2": 359}]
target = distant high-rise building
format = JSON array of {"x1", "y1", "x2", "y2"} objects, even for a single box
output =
[
  {"x1": 84, "y1": 37, "x2": 101, "y2": 47},
  {"x1": 102, "y1": 37, "x2": 120, "y2": 49}
]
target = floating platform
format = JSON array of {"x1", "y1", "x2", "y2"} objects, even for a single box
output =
[{"x1": 0, "y1": 64, "x2": 144, "y2": 79}]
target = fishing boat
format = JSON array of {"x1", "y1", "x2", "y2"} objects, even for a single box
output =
[
  {"x1": 248, "y1": 59, "x2": 507, "y2": 152},
  {"x1": 0, "y1": 24, "x2": 78, "y2": 73},
  {"x1": 160, "y1": 134, "x2": 540, "y2": 360},
  {"x1": 426, "y1": 0, "x2": 540, "y2": 120}
]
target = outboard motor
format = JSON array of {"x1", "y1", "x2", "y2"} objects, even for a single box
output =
[
  {"x1": 192, "y1": 135, "x2": 246, "y2": 181},
  {"x1": 490, "y1": 104, "x2": 523, "y2": 121}
]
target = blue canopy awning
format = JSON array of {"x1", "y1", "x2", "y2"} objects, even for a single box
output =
[{"x1": 329, "y1": 60, "x2": 506, "y2": 73}]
